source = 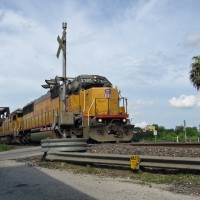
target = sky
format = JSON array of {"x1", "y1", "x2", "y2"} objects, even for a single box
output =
[{"x1": 0, "y1": 0, "x2": 200, "y2": 129}]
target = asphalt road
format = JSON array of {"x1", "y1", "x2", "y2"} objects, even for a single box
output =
[{"x1": 0, "y1": 146, "x2": 42, "y2": 160}]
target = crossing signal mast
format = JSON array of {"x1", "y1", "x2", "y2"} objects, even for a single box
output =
[
  {"x1": 55, "y1": 22, "x2": 75, "y2": 138},
  {"x1": 41, "y1": 22, "x2": 74, "y2": 138},
  {"x1": 57, "y1": 22, "x2": 67, "y2": 112}
]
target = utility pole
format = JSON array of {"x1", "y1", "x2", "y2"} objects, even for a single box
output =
[{"x1": 184, "y1": 120, "x2": 187, "y2": 142}]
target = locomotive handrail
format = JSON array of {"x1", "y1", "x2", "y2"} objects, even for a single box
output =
[
  {"x1": 88, "y1": 99, "x2": 95, "y2": 126},
  {"x1": 83, "y1": 90, "x2": 86, "y2": 114}
]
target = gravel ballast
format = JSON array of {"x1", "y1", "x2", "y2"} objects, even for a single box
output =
[{"x1": 87, "y1": 143, "x2": 200, "y2": 157}]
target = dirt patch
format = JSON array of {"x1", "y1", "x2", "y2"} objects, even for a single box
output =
[{"x1": 17, "y1": 155, "x2": 200, "y2": 197}]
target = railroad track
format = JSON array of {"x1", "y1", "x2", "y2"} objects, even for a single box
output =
[
  {"x1": 89, "y1": 142, "x2": 200, "y2": 148},
  {"x1": 130, "y1": 142, "x2": 200, "y2": 148},
  {"x1": 44, "y1": 151, "x2": 200, "y2": 171}
]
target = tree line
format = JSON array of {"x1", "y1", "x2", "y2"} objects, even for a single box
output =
[{"x1": 132, "y1": 125, "x2": 200, "y2": 142}]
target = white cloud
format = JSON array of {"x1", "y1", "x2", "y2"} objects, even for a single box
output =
[
  {"x1": 185, "y1": 30, "x2": 200, "y2": 48},
  {"x1": 169, "y1": 95, "x2": 200, "y2": 108},
  {"x1": 135, "y1": 0, "x2": 158, "y2": 21},
  {"x1": 134, "y1": 121, "x2": 148, "y2": 128},
  {"x1": 0, "y1": 9, "x2": 60, "y2": 110},
  {"x1": 0, "y1": 10, "x2": 32, "y2": 31}
]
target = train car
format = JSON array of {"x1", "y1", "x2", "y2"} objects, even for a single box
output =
[
  {"x1": 0, "y1": 75, "x2": 134, "y2": 143},
  {"x1": 0, "y1": 108, "x2": 23, "y2": 143}
]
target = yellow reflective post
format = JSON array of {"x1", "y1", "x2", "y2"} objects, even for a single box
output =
[{"x1": 130, "y1": 156, "x2": 141, "y2": 170}]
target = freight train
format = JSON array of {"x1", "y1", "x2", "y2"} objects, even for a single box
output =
[{"x1": 0, "y1": 74, "x2": 134, "y2": 144}]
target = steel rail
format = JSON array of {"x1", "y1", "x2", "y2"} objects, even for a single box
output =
[
  {"x1": 45, "y1": 151, "x2": 200, "y2": 171},
  {"x1": 130, "y1": 142, "x2": 200, "y2": 148}
]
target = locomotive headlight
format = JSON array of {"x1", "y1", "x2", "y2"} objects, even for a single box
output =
[
  {"x1": 98, "y1": 118, "x2": 102, "y2": 123},
  {"x1": 93, "y1": 76, "x2": 97, "y2": 82},
  {"x1": 123, "y1": 119, "x2": 127, "y2": 123}
]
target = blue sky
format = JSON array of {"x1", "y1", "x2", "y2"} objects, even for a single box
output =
[{"x1": 0, "y1": 0, "x2": 200, "y2": 129}]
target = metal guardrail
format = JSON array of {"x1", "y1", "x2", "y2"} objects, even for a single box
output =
[
  {"x1": 44, "y1": 152, "x2": 200, "y2": 171},
  {"x1": 41, "y1": 138, "x2": 87, "y2": 152}
]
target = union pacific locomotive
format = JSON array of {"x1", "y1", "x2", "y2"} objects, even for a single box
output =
[{"x1": 0, "y1": 75, "x2": 134, "y2": 144}]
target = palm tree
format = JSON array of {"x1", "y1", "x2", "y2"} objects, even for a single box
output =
[{"x1": 189, "y1": 56, "x2": 200, "y2": 90}]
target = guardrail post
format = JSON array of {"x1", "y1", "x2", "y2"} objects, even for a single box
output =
[{"x1": 130, "y1": 156, "x2": 141, "y2": 171}]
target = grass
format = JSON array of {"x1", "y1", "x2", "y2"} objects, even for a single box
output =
[
  {"x1": 25, "y1": 156, "x2": 200, "y2": 187},
  {"x1": 86, "y1": 164, "x2": 94, "y2": 174},
  {"x1": 0, "y1": 144, "x2": 12, "y2": 152},
  {"x1": 133, "y1": 171, "x2": 200, "y2": 185}
]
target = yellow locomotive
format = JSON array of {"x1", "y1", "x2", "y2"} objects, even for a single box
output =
[
  {"x1": 0, "y1": 107, "x2": 23, "y2": 143},
  {"x1": 0, "y1": 75, "x2": 134, "y2": 143}
]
